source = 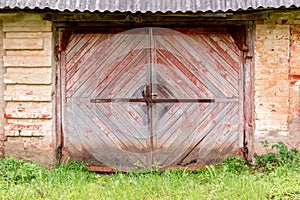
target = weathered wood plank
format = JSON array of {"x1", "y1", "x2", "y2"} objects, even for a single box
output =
[
  {"x1": 198, "y1": 34, "x2": 239, "y2": 76},
  {"x1": 155, "y1": 34, "x2": 238, "y2": 97},
  {"x1": 66, "y1": 100, "x2": 149, "y2": 167},
  {"x1": 156, "y1": 51, "x2": 213, "y2": 98},
  {"x1": 66, "y1": 35, "x2": 108, "y2": 82},
  {"x1": 85, "y1": 48, "x2": 148, "y2": 98},
  {"x1": 238, "y1": 52, "x2": 245, "y2": 149},
  {"x1": 67, "y1": 33, "x2": 148, "y2": 97},
  {"x1": 167, "y1": 102, "x2": 239, "y2": 166},
  {"x1": 66, "y1": 34, "x2": 99, "y2": 66}
]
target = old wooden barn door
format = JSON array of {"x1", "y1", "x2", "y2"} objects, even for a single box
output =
[{"x1": 62, "y1": 27, "x2": 244, "y2": 170}]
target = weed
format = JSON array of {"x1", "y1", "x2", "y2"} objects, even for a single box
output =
[
  {"x1": 133, "y1": 161, "x2": 142, "y2": 170},
  {"x1": 222, "y1": 156, "x2": 248, "y2": 174},
  {"x1": 254, "y1": 141, "x2": 300, "y2": 171},
  {"x1": 56, "y1": 160, "x2": 89, "y2": 172},
  {"x1": 0, "y1": 157, "x2": 45, "y2": 184},
  {"x1": 151, "y1": 162, "x2": 161, "y2": 171},
  {"x1": 272, "y1": 142, "x2": 300, "y2": 165}
]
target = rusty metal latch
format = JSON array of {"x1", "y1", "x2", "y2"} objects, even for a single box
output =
[{"x1": 90, "y1": 98, "x2": 238, "y2": 103}]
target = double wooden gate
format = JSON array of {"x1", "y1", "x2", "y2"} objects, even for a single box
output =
[{"x1": 61, "y1": 27, "x2": 244, "y2": 170}]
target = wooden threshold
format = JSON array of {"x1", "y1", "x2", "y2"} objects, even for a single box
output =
[{"x1": 87, "y1": 165, "x2": 209, "y2": 172}]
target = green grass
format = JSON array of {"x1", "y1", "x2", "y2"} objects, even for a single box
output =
[
  {"x1": 1, "y1": 157, "x2": 300, "y2": 200},
  {"x1": 1, "y1": 142, "x2": 300, "y2": 200}
]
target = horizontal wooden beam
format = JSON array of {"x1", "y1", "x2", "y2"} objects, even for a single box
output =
[
  {"x1": 44, "y1": 9, "x2": 300, "y2": 23},
  {"x1": 87, "y1": 165, "x2": 213, "y2": 172},
  {"x1": 44, "y1": 12, "x2": 233, "y2": 23}
]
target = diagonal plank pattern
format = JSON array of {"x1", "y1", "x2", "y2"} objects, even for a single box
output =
[{"x1": 63, "y1": 27, "x2": 243, "y2": 169}]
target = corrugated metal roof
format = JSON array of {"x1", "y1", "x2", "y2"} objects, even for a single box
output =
[{"x1": 1, "y1": 0, "x2": 300, "y2": 13}]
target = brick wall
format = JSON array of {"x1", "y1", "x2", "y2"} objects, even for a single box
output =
[
  {"x1": 2, "y1": 14, "x2": 56, "y2": 167},
  {"x1": 0, "y1": 21, "x2": 4, "y2": 158},
  {"x1": 289, "y1": 25, "x2": 300, "y2": 144},
  {"x1": 254, "y1": 16, "x2": 300, "y2": 153}
]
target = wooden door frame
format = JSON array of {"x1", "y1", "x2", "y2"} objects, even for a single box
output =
[
  {"x1": 243, "y1": 22, "x2": 254, "y2": 160},
  {"x1": 55, "y1": 21, "x2": 254, "y2": 169}
]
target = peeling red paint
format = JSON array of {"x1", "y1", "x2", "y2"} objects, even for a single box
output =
[
  {"x1": 4, "y1": 113, "x2": 12, "y2": 118},
  {"x1": 7, "y1": 124, "x2": 42, "y2": 130},
  {"x1": 17, "y1": 107, "x2": 25, "y2": 112},
  {"x1": 85, "y1": 129, "x2": 92, "y2": 133},
  {"x1": 289, "y1": 74, "x2": 300, "y2": 80},
  {"x1": 296, "y1": 109, "x2": 300, "y2": 117},
  {"x1": 26, "y1": 90, "x2": 33, "y2": 95},
  {"x1": 291, "y1": 80, "x2": 298, "y2": 85},
  {"x1": 41, "y1": 114, "x2": 50, "y2": 119}
]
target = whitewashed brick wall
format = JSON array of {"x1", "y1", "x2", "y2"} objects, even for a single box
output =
[{"x1": 1, "y1": 14, "x2": 56, "y2": 167}]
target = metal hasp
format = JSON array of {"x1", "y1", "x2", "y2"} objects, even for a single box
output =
[{"x1": 90, "y1": 98, "x2": 216, "y2": 103}]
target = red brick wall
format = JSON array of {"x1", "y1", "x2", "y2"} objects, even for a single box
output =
[
  {"x1": 0, "y1": 21, "x2": 4, "y2": 158},
  {"x1": 254, "y1": 17, "x2": 300, "y2": 154},
  {"x1": 289, "y1": 25, "x2": 300, "y2": 145}
]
